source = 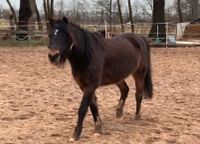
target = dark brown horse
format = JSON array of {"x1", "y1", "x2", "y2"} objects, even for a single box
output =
[{"x1": 48, "y1": 17, "x2": 153, "y2": 141}]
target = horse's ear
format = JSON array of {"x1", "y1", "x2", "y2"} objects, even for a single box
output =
[
  {"x1": 63, "y1": 17, "x2": 69, "y2": 24},
  {"x1": 49, "y1": 18, "x2": 54, "y2": 27}
]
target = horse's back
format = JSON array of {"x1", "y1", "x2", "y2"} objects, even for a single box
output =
[
  {"x1": 120, "y1": 33, "x2": 149, "y2": 67},
  {"x1": 101, "y1": 34, "x2": 142, "y2": 85},
  {"x1": 120, "y1": 33, "x2": 148, "y2": 49},
  {"x1": 104, "y1": 33, "x2": 148, "y2": 61}
]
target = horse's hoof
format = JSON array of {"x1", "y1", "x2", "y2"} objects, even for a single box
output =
[
  {"x1": 116, "y1": 100, "x2": 123, "y2": 118},
  {"x1": 95, "y1": 122, "x2": 102, "y2": 134},
  {"x1": 72, "y1": 132, "x2": 80, "y2": 141},
  {"x1": 116, "y1": 109, "x2": 123, "y2": 118},
  {"x1": 69, "y1": 137, "x2": 75, "y2": 142},
  {"x1": 135, "y1": 114, "x2": 141, "y2": 120},
  {"x1": 95, "y1": 128, "x2": 102, "y2": 134},
  {"x1": 117, "y1": 115, "x2": 124, "y2": 122},
  {"x1": 93, "y1": 133, "x2": 101, "y2": 137}
]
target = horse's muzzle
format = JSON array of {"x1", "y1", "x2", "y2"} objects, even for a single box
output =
[
  {"x1": 49, "y1": 49, "x2": 60, "y2": 56},
  {"x1": 48, "y1": 49, "x2": 61, "y2": 65}
]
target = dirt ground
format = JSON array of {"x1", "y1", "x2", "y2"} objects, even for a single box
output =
[{"x1": 0, "y1": 46, "x2": 199, "y2": 144}]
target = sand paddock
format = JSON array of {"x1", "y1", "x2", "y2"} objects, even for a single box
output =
[{"x1": 0, "y1": 46, "x2": 199, "y2": 144}]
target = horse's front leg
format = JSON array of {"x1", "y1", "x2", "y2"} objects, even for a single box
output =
[{"x1": 73, "y1": 88, "x2": 95, "y2": 140}]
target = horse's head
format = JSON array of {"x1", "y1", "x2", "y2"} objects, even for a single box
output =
[{"x1": 48, "y1": 17, "x2": 73, "y2": 66}]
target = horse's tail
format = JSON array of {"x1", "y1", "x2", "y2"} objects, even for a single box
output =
[{"x1": 144, "y1": 38, "x2": 153, "y2": 99}]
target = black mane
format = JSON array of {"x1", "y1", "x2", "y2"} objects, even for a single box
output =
[{"x1": 67, "y1": 22, "x2": 94, "y2": 72}]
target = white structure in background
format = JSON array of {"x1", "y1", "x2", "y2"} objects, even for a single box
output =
[
  {"x1": 176, "y1": 22, "x2": 190, "y2": 40},
  {"x1": 176, "y1": 22, "x2": 200, "y2": 46}
]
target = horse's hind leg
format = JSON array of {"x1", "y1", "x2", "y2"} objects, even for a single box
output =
[
  {"x1": 116, "y1": 81, "x2": 129, "y2": 118},
  {"x1": 133, "y1": 69, "x2": 146, "y2": 120},
  {"x1": 90, "y1": 94, "x2": 102, "y2": 133}
]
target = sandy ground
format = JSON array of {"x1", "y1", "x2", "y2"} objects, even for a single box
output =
[{"x1": 0, "y1": 46, "x2": 199, "y2": 144}]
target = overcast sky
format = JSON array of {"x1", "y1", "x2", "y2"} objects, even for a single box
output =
[
  {"x1": 1, "y1": 0, "x2": 173, "y2": 10},
  {"x1": 1, "y1": 0, "x2": 43, "y2": 9}
]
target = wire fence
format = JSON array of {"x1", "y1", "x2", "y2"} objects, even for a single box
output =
[{"x1": 0, "y1": 20, "x2": 200, "y2": 46}]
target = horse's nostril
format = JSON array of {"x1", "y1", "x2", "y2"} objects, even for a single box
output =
[
  {"x1": 49, "y1": 49, "x2": 60, "y2": 55},
  {"x1": 48, "y1": 53, "x2": 60, "y2": 63}
]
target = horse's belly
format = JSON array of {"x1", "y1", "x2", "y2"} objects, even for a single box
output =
[
  {"x1": 101, "y1": 72, "x2": 131, "y2": 85},
  {"x1": 101, "y1": 57, "x2": 138, "y2": 85}
]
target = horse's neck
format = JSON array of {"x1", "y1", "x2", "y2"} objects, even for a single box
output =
[
  {"x1": 68, "y1": 25, "x2": 90, "y2": 72},
  {"x1": 70, "y1": 24, "x2": 86, "y2": 53}
]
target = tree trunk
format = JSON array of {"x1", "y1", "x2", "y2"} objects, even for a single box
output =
[
  {"x1": 43, "y1": 0, "x2": 50, "y2": 33},
  {"x1": 51, "y1": 0, "x2": 54, "y2": 18},
  {"x1": 43, "y1": 0, "x2": 48, "y2": 20},
  {"x1": 195, "y1": 0, "x2": 198, "y2": 19},
  {"x1": 16, "y1": 0, "x2": 32, "y2": 40},
  {"x1": 43, "y1": 0, "x2": 54, "y2": 33},
  {"x1": 149, "y1": 0, "x2": 166, "y2": 41},
  {"x1": 36, "y1": 4, "x2": 43, "y2": 31},
  {"x1": 100, "y1": 10, "x2": 104, "y2": 24},
  {"x1": 177, "y1": 0, "x2": 183, "y2": 22},
  {"x1": 47, "y1": 0, "x2": 51, "y2": 18},
  {"x1": 127, "y1": 0, "x2": 134, "y2": 32},
  {"x1": 28, "y1": 0, "x2": 37, "y2": 35},
  {"x1": 6, "y1": 0, "x2": 17, "y2": 24},
  {"x1": 109, "y1": 0, "x2": 112, "y2": 31},
  {"x1": 28, "y1": 0, "x2": 43, "y2": 32},
  {"x1": 117, "y1": 0, "x2": 124, "y2": 33}
]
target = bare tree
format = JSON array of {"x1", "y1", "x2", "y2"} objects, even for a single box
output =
[
  {"x1": 93, "y1": 0, "x2": 113, "y2": 24},
  {"x1": 35, "y1": 3, "x2": 43, "y2": 31},
  {"x1": 43, "y1": 0, "x2": 47, "y2": 20},
  {"x1": 139, "y1": 0, "x2": 153, "y2": 17},
  {"x1": 149, "y1": 0, "x2": 166, "y2": 40},
  {"x1": 51, "y1": 0, "x2": 54, "y2": 17},
  {"x1": 16, "y1": 0, "x2": 43, "y2": 40},
  {"x1": 16, "y1": 0, "x2": 32, "y2": 40},
  {"x1": 28, "y1": 0, "x2": 43, "y2": 31},
  {"x1": 186, "y1": 0, "x2": 199, "y2": 20},
  {"x1": 191, "y1": 0, "x2": 198, "y2": 20},
  {"x1": 127, "y1": 0, "x2": 134, "y2": 32},
  {"x1": 43, "y1": 0, "x2": 54, "y2": 32},
  {"x1": 132, "y1": 1, "x2": 141, "y2": 22},
  {"x1": 6, "y1": 0, "x2": 17, "y2": 23},
  {"x1": 56, "y1": 0, "x2": 65, "y2": 18},
  {"x1": 195, "y1": 0, "x2": 199, "y2": 18},
  {"x1": 117, "y1": 0, "x2": 124, "y2": 32},
  {"x1": 177, "y1": 0, "x2": 183, "y2": 22},
  {"x1": 0, "y1": 4, "x2": 3, "y2": 19},
  {"x1": 109, "y1": 0, "x2": 113, "y2": 27},
  {"x1": 173, "y1": 0, "x2": 200, "y2": 22},
  {"x1": 75, "y1": 0, "x2": 90, "y2": 23}
]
